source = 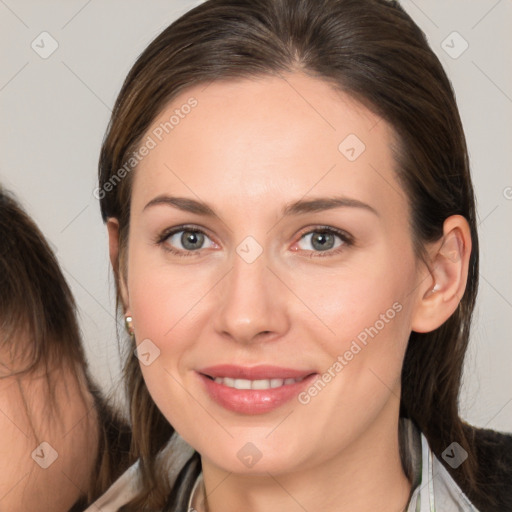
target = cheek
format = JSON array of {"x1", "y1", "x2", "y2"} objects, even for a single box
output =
[
  {"x1": 127, "y1": 241, "x2": 213, "y2": 343},
  {"x1": 291, "y1": 252, "x2": 416, "y2": 414},
  {"x1": 292, "y1": 254, "x2": 414, "y2": 354},
  {"x1": 126, "y1": 244, "x2": 217, "y2": 423},
  {"x1": 290, "y1": 263, "x2": 415, "y2": 453}
]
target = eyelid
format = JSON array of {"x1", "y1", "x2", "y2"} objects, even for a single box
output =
[
  {"x1": 295, "y1": 225, "x2": 354, "y2": 245},
  {"x1": 156, "y1": 224, "x2": 212, "y2": 244}
]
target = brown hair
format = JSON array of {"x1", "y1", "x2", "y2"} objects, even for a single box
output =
[
  {"x1": 98, "y1": 0, "x2": 485, "y2": 508},
  {"x1": 0, "y1": 188, "x2": 131, "y2": 506}
]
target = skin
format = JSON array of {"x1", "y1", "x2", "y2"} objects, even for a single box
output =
[
  {"x1": 108, "y1": 72, "x2": 471, "y2": 512},
  {"x1": 0, "y1": 356, "x2": 98, "y2": 511}
]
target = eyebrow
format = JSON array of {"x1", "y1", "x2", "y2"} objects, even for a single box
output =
[
  {"x1": 143, "y1": 195, "x2": 216, "y2": 216},
  {"x1": 282, "y1": 196, "x2": 379, "y2": 217},
  {"x1": 143, "y1": 195, "x2": 379, "y2": 217}
]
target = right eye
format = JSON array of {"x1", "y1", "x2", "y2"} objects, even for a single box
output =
[{"x1": 157, "y1": 226, "x2": 217, "y2": 257}]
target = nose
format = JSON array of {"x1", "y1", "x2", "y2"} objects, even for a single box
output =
[{"x1": 212, "y1": 248, "x2": 290, "y2": 345}]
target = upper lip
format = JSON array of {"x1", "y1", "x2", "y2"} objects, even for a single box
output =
[{"x1": 198, "y1": 364, "x2": 317, "y2": 380}]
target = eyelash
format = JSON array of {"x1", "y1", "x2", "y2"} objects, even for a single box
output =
[{"x1": 155, "y1": 225, "x2": 354, "y2": 259}]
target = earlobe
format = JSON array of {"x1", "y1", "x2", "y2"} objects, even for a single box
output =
[
  {"x1": 106, "y1": 218, "x2": 130, "y2": 313},
  {"x1": 411, "y1": 215, "x2": 472, "y2": 333}
]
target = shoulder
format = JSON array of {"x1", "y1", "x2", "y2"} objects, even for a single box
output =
[
  {"x1": 464, "y1": 425, "x2": 512, "y2": 511},
  {"x1": 473, "y1": 426, "x2": 512, "y2": 486},
  {"x1": 84, "y1": 431, "x2": 199, "y2": 511}
]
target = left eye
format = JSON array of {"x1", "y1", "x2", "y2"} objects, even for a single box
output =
[
  {"x1": 297, "y1": 230, "x2": 346, "y2": 252},
  {"x1": 165, "y1": 229, "x2": 215, "y2": 251}
]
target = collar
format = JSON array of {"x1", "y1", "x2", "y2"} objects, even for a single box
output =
[{"x1": 406, "y1": 429, "x2": 479, "y2": 511}]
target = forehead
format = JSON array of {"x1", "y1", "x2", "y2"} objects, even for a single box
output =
[{"x1": 132, "y1": 73, "x2": 406, "y2": 220}]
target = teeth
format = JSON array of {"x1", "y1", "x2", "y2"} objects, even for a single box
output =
[
  {"x1": 212, "y1": 376, "x2": 304, "y2": 390},
  {"x1": 252, "y1": 379, "x2": 271, "y2": 390},
  {"x1": 234, "y1": 378, "x2": 252, "y2": 389},
  {"x1": 270, "y1": 378, "x2": 283, "y2": 388}
]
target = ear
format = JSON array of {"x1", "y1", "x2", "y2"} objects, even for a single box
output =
[
  {"x1": 411, "y1": 215, "x2": 472, "y2": 333},
  {"x1": 106, "y1": 218, "x2": 130, "y2": 314}
]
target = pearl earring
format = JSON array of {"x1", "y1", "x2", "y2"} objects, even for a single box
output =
[{"x1": 125, "y1": 315, "x2": 134, "y2": 336}]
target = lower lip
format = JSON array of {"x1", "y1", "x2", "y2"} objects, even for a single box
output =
[{"x1": 197, "y1": 372, "x2": 318, "y2": 414}]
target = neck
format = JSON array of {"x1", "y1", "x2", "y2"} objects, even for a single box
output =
[{"x1": 195, "y1": 407, "x2": 411, "y2": 512}]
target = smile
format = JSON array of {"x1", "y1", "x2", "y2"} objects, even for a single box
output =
[
  {"x1": 196, "y1": 365, "x2": 318, "y2": 414},
  {"x1": 206, "y1": 376, "x2": 307, "y2": 390}
]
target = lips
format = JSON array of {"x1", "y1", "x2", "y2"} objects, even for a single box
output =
[{"x1": 196, "y1": 364, "x2": 318, "y2": 414}]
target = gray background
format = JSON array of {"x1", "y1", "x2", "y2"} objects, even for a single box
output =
[{"x1": 1, "y1": 0, "x2": 511, "y2": 431}]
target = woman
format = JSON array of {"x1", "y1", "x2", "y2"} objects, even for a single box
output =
[
  {"x1": 0, "y1": 188, "x2": 131, "y2": 510},
  {"x1": 90, "y1": 0, "x2": 512, "y2": 510}
]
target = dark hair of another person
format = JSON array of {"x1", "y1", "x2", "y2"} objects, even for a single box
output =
[
  {"x1": 0, "y1": 187, "x2": 131, "y2": 507},
  {"x1": 97, "y1": 0, "x2": 511, "y2": 510}
]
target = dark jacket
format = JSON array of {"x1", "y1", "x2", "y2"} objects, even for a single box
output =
[{"x1": 453, "y1": 426, "x2": 512, "y2": 512}]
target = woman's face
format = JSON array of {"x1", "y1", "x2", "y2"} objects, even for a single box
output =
[{"x1": 120, "y1": 73, "x2": 429, "y2": 474}]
